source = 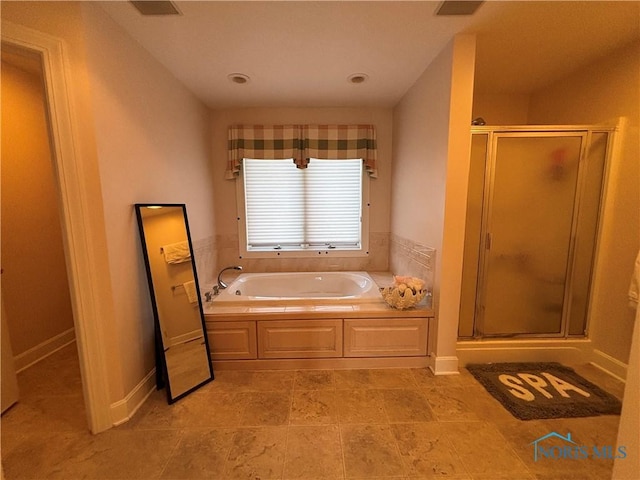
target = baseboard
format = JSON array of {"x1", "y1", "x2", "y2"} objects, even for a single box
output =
[
  {"x1": 213, "y1": 356, "x2": 430, "y2": 371},
  {"x1": 457, "y1": 338, "x2": 591, "y2": 367},
  {"x1": 589, "y1": 348, "x2": 628, "y2": 382},
  {"x1": 110, "y1": 369, "x2": 157, "y2": 427},
  {"x1": 14, "y1": 328, "x2": 75, "y2": 373},
  {"x1": 429, "y1": 354, "x2": 459, "y2": 375},
  {"x1": 457, "y1": 339, "x2": 629, "y2": 384}
]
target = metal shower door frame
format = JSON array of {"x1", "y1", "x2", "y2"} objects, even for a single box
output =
[{"x1": 471, "y1": 126, "x2": 613, "y2": 339}]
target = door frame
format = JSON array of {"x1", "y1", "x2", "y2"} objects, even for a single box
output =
[{"x1": 2, "y1": 21, "x2": 112, "y2": 433}]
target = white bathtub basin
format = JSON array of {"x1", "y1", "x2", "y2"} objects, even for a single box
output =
[{"x1": 210, "y1": 271, "x2": 381, "y2": 305}]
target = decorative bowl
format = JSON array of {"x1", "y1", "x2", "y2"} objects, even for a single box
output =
[{"x1": 379, "y1": 285, "x2": 427, "y2": 310}]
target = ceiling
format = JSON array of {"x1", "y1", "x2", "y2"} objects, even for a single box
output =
[{"x1": 99, "y1": 1, "x2": 640, "y2": 109}]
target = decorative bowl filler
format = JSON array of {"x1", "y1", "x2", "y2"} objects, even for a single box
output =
[{"x1": 380, "y1": 275, "x2": 427, "y2": 310}]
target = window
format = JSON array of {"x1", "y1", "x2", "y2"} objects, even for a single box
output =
[{"x1": 237, "y1": 158, "x2": 369, "y2": 257}]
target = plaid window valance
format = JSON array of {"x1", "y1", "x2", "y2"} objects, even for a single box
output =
[{"x1": 226, "y1": 124, "x2": 377, "y2": 179}]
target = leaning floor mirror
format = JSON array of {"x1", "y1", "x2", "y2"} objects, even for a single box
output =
[{"x1": 135, "y1": 204, "x2": 214, "y2": 403}]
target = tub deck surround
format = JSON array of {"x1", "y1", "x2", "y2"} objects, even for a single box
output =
[{"x1": 203, "y1": 272, "x2": 433, "y2": 370}]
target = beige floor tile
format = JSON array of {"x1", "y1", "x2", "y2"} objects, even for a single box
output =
[
  {"x1": 159, "y1": 427, "x2": 236, "y2": 479},
  {"x1": 532, "y1": 472, "x2": 609, "y2": 480},
  {"x1": 494, "y1": 419, "x2": 590, "y2": 477},
  {"x1": 465, "y1": 391, "x2": 522, "y2": 424},
  {"x1": 411, "y1": 367, "x2": 437, "y2": 386},
  {"x1": 117, "y1": 389, "x2": 168, "y2": 430},
  {"x1": 349, "y1": 478, "x2": 408, "y2": 480},
  {"x1": 0, "y1": 393, "x2": 87, "y2": 433},
  {"x1": 412, "y1": 367, "x2": 479, "y2": 388},
  {"x1": 341, "y1": 424, "x2": 407, "y2": 478},
  {"x1": 283, "y1": 425, "x2": 344, "y2": 479},
  {"x1": 290, "y1": 390, "x2": 338, "y2": 425},
  {"x1": 391, "y1": 422, "x2": 469, "y2": 477},
  {"x1": 405, "y1": 477, "x2": 471, "y2": 480},
  {"x1": 501, "y1": 415, "x2": 622, "y2": 480},
  {"x1": 421, "y1": 386, "x2": 481, "y2": 422},
  {"x1": 136, "y1": 389, "x2": 248, "y2": 429},
  {"x1": 124, "y1": 397, "x2": 197, "y2": 430},
  {"x1": 336, "y1": 389, "x2": 387, "y2": 424},
  {"x1": 371, "y1": 369, "x2": 418, "y2": 388},
  {"x1": 572, "y1": 364, "x2": 625, "y2": 400},
  {"x1": 0, "y1": 344, "x2": 621, "y2": 480},
  {"x1": 12, "y1": 429, "x2": 181, "y2": 479},
  {"x1": 442, "y1": 421, "x2": 530, "y2": 477},
  {"x1": 539, "y1": 416, "x2": 620, "y2": 479},
  {"x1": 552, "y1": 415, "x2": 620, "y2": 445},
  {"x1": 241, "y1": 391, "x2": 292, "y2": 426},
  {"x1": 210, "y1": 370, "x2": 256, "y2": 391},
  {"x1": 14, "y1": 344, "x2": 83, "y2": 398},
  {"x1": 294, "y1": 369, "x2": 335, "y2": 390},
  {"x1": 381, "y1": 389, "x2": 435, "y2": 423},
  {"x1": 251, "y1": 370, "x2": 296, "y2": 391},
  {"x1": 189, "y1": 389, "x2": 251, "y2": 427},
  {"x1": 211, "y1": 369, "x2": 296, "y2": 392},
  {"x1": 1, "y1": 431, "x2": 93, "y2": 480},
  {"x1": 223, "y1": 427, "x2": 287, "y2": 479},
  {"x1": 349, "y1": 477, "x2": 409, "y2": 480},
  {"x1": 76, "y1": 430, "x2": 181, "y2": 479},
  {"x1": 334, "y1": 369, "x2": 375, "y2": 389},
  {"x1": 471, "y1": 474, "x2": 534, "y2": 479}
]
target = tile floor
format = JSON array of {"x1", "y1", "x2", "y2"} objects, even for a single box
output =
[{"x1": 1, "y1": 343, "x2": 624, "y2": 479}]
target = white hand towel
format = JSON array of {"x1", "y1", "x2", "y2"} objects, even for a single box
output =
[
  {"x1": 183, "y1": 280, "x2": 198, "y2": 304},
  {"x1": 162, "y1": 241, "x2": 191, "y2": 264}
]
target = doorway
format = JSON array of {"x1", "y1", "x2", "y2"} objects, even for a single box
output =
[
  {"x1": 459, "y1": 127, "x2": 612, "y2": 338},
  {"x1": 2, "y1": 21, "x2": 112, "y2": 434},
  {"x1": 1, "y1": 43, "x2": 83, "y2": 417}
]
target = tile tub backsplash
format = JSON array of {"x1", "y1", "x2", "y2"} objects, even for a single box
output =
[
  {"x1": 192, "y1": 235, "x2": 217, "y2": 289},
  {"x1": 215, "y1": 232, "x2": 390, "y2": 273},
  {"x1": 389, "y1": 234, "x2": 435, "y2": 291},
  {"x1": 196, "y1": 231, "x2": 435, "y2": 294}
]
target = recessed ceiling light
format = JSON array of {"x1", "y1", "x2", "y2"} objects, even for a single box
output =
[
  {"x1": 348, "y1": 73, "x2": 369, "y2": 84},
  {"x1": 228, "y1": 73, "x2": 251, "y2": 85}
]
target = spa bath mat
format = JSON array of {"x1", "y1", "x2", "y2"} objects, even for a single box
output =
[{"x1": 466, "y1": 362, "x2": 622, "y2": 420}]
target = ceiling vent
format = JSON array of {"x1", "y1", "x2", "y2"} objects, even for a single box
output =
[
  {"x1": 130, "y1": 1, "x2": 182, "y2": 16},
  {"x1": 435, "y1": 1, "x2": 484, "y2": 16}
]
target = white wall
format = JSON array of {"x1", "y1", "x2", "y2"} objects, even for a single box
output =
[
  {"x1": 472, "y1": 92, "x2": 530, "y2": 125},
  {"x1": 529, "y1": 40, "x2": 640, "y2": 368},
  {"x1": 81, "y1": 3, "x2": 216, "y2": 398},
  {"x1": 391, "y1": 35, "x2": 476, "y2": 373},
  {"x1": 2, "y1": 2, "x2": 217, "y2": 412}
]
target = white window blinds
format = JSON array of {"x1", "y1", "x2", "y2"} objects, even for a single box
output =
[
  {"x1": 243, "y1": 158, "x2": 363, "y2": 250},
  {"x1": 305, "y1": 159, "x2": 362, "y2": 245},
  {"x1": 244, "y1": 159, "x2": 304, "y2": 247}
]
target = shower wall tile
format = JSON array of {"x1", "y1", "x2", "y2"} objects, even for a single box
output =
[{"x1": 216, "y1": 232, "x2": 389, "y2": 273}]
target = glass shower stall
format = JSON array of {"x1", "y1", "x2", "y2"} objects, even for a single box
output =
[{"x1": 459, "y1": 127, "x2": 613, "y2": 339}]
